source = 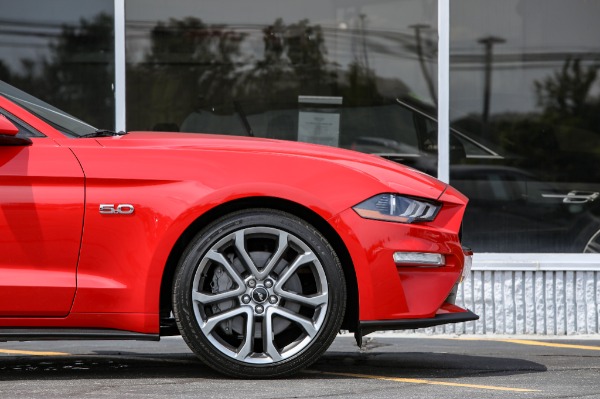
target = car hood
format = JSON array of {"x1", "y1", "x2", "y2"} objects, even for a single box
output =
[{"x1": 96, "y1": 131, "x2": 448, "y2": 200}]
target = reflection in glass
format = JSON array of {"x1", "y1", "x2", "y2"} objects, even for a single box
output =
[
  {"x1": 125, "y1": 0, "x2": 438, "y2": 172},
  {"x1": 450, "y1": 0, "x2": 600, "y2": 253},
  {"x1": 0, "y1": 0, "x2": 115, "y2": 129}
]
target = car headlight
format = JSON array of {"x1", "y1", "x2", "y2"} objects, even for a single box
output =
[{"x1": 353, "y1": 194, "x2": 441, "y2": 223}]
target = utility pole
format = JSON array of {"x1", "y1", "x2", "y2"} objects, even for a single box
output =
[
  {"x1": 409, "y1": 24, "x2": 437, "y2": 105},
  {"x1": 478, "y1": 35, "x2": 505, "y2": 140}
]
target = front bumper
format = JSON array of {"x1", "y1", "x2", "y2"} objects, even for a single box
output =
[{"x1": 331, "y1": 185, "x2": 477, "y2": 326}]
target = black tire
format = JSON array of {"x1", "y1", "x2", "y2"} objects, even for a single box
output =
[{"x1": 172, "y1": 209, "x2": 346, "y2": 378}]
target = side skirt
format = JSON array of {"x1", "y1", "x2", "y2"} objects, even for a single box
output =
[{"x1": 0, "y1": 328, "x2": 160, "y2": 342}]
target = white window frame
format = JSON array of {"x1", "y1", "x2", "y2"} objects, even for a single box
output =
[
  {"x1": 437, "y1": 0, "x2": 450, "y2": 184},
  {"x1": 114, "y1": 0, "x2": 126, "y2": 132}
]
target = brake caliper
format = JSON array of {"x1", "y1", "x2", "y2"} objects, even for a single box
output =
[{"x1": 210, "y1": 266, "x2": 234, "y2": 334}]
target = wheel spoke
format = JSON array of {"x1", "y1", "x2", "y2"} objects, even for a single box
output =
[
  {"x1": 201, "y1": 306, "x2": 248, "y2": 335},
  {"x1": 234, "y1": 230, "x2": 262, "y2": 277},
  {"x1": 278, "y1": 291, "x2": 328, "y2": 308},
  {"x1": 271, "y1": 307, "x2": 318, "y2": 338},
  {"x1": 234, "y1": 309, "x2": 255, "y2": 360},
  {"x1": 275, "y1": 252, "x2": 316, "y2": 289},
  {"x1": 261, "y1": 231, "x2": 289, "y2": 278},
  {"x1": 264, "y1": 308, "x2": 283, "y2": 361},
  {"x1": 193, "y1": 289, "x2": 239, "y2": 305}
]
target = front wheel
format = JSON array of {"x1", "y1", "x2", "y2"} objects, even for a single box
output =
[{"x1": 172, "y1": 209, "x2": 346, "y2": 377}]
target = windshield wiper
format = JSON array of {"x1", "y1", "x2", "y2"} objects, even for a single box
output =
[
  {"x1": 79, "y1": 129, "x2": 128, "y2": 138},
  {"x1": 233, "y1": 101, "x2": 254, "y2": 137}
]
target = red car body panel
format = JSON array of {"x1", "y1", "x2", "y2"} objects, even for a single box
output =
[
  {"x1": 0, "y1": 138, "x2": 84, "y2": 317},
  {"x1": 0, "y1": 93, "x2": 472, "y2": 335}
]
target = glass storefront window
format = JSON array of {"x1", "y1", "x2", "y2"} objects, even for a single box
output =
[
  {"x1": 450, "y1": 0, "x2": 600, "y2": 253},
  {"x1": 0, "y1": 0, "x2": 115, "y2": 129},
  {"x1": 6, "y1": 0, "x2": 598, "y2": 254},
  {"x1": 125, "y1": 0, "x2": 438, "y2": 174}
]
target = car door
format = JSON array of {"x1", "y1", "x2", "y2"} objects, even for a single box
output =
[{"x1": 0, "y1": 112, "x2": 84, "y2": 316}]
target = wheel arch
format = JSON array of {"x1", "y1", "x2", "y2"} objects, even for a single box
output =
[{"x1": 159, "y1": 196, "x2": 359, "y2": 332}]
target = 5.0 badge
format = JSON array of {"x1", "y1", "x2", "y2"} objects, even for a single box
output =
[{"x1": 99, "y1": 204, "x2": 135, "y2": 215}]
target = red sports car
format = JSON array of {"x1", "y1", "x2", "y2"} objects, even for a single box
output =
[{"x1": 0, "y1": 80, "x2": 476, "y2": 377}]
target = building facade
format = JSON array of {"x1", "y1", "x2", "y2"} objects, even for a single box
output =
[{"x1": 1, "y1": 0, "x2": 599, "y2": 334}]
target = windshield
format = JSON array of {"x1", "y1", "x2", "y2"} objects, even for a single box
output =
[{"x1": 0, "y1": 80, "x2": 98, "y2": 137}]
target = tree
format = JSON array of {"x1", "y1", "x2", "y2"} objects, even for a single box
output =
[
  {"x1": 127, "y1": 17, "x2": 246, "y2": 130},
  {"x1": 11, "y1": 13, "x2": 115, "y2": 128},
  {"x1": 534, "y1": 58, "x2": 600, "y2": 132}
]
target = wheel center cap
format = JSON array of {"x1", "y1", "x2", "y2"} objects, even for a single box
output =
[{"x1": 252, "y1": 287, "x2": 268, "y2": 303}]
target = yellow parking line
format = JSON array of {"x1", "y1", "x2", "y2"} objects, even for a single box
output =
[
  {"x1": 494, "y1": 339, "x2": 600, "y2": 351},
  {"x1": 306, "y1": 371, "x2": 539, "y2": 392},
  {"x1": 454, "y1": 337, "x2": 600, "y2": 351},
  {"x1": 0, "y1": 349, "x2": 70, "y2": 356}
]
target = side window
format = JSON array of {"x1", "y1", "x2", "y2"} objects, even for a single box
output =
[
  {"x1": 454, "y1": 134, "x2": 493, "y2": 156},
  {"x1": 0, "y1": 110, "x2": 45, "y2": 138}
]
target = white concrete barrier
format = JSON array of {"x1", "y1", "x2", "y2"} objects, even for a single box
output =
[{"x1": 423, "y1": 254, "x2": 600, "y2": 335}]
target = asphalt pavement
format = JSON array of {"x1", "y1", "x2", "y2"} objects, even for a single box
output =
[{"x1": 0, "y1": 334, "x2": 598, "y2": 398}]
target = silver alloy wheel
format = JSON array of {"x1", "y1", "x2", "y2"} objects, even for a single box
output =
[
  {"x1": 584, "y1": 228, "x2": 600, "y2": 253},
  {"x1": 191, "y1": 226, "x2": 329, "y2": 364}
]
